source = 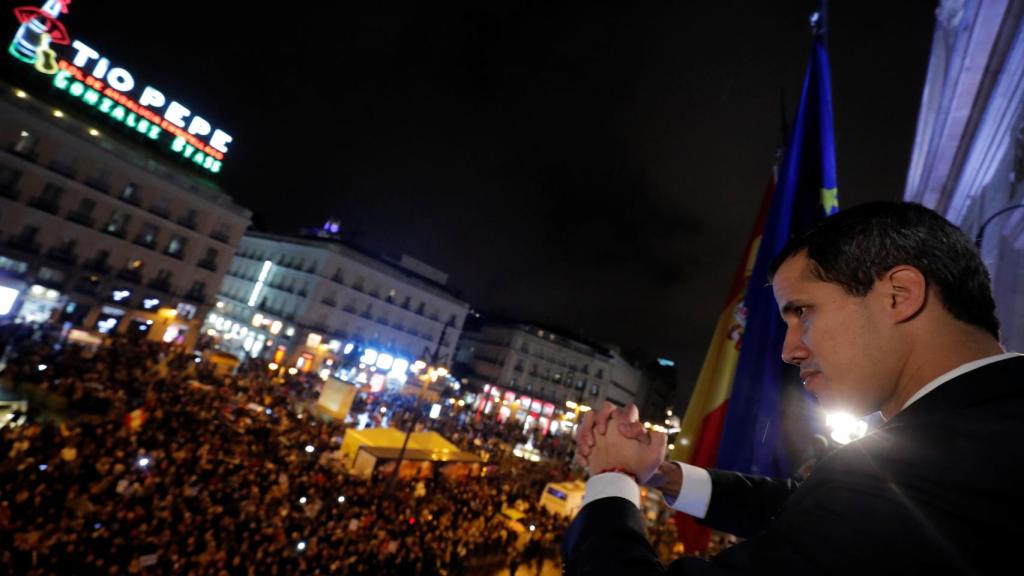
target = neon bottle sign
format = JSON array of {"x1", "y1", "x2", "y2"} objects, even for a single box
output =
[{"x1": 8, "y1": 1, "x2": 233, "y2": 174}]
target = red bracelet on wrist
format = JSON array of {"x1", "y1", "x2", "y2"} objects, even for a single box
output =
[{"x1": 596, "y1": 467, "x2": 638, "y2": 482}]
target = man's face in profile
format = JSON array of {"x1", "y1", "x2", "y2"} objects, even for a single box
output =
[{"x1": 772, "y1": 251, "x2": 895, "y2": 417}]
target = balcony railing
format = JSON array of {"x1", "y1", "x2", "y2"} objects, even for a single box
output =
[
  {"x1": 6, "y1": 236, "x2": 40, "y2": 254},
  {"x1": 102, "y1": 226, "x2": 127, "y2": 239},
  {"x1": 84, "y1": 177, "x2": 110, "y2": 193},
  {"x1": 134, "y1": 236, "x2": 157, "y2": 249},
  {"x1": 45, "y1": 247, "x2": 79, "y2": 265},
  {"x1": 147, "y1": 277, "x2": 173, "y2": 293},
  {"x1": 48, "y1": 160, "x2": 77, "y2": 179},
  {"x1": 0, "y1": 184, "x2": 20, "y2": 200},
  {"x1": 184, "y1": 289, "x2": 208, "y2": 304},
  {"x1": 66, "y1": 211, "x2": 95, "y2": 228},
  {"x1": 27, "y1": 196, "x2": 60, "y2": 214},
  {"x1": 117, "y1": 268, "x2": 143, "y2": 284},
  {"x1": 82, "y1": 258, "x2": 111, "y2": 274}
]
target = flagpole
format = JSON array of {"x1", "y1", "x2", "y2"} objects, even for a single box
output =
[{"x1": 812, "y1": 0, "x2": 829, "y2": 43}]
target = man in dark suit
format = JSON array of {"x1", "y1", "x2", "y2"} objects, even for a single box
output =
[{"x1": 565, "y1": 202, "x2": 1024, "y2": 575}]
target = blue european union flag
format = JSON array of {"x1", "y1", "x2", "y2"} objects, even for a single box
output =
[{"x1": 715, "y1": 35, "x2": 838, "y2": 476}]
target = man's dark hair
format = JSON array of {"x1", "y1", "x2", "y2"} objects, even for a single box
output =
[{"x1": 768, "y1": 201, "x2": 1000, "y2": 340}]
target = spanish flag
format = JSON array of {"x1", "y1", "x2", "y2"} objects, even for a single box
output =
[
  {"x1": 671, "y1": 173, "x2": 775, "y2": 553},
  {"x1": 673, "y1": 29, "x2": 839, "y2": 552}
]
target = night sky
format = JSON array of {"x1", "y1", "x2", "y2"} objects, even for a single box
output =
[{"x1": 45, "y1": 1, "x2": 936, "y2": 389}]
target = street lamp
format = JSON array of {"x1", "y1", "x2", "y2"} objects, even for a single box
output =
[{"x1": 390, "y1": 318, "x2": 454, "y2": 487}]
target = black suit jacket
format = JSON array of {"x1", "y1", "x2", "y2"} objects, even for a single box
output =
[{"x1": 562, "y1": 356, "x2": 1024, "y2": 575}]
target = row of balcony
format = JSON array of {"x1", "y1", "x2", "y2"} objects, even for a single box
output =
[
  {"x1": 3, "y1": 150, "x2": 234, "y2": 246},
  {"x1": 2, "y1": 241, "x2": 208, "y2": 305}
]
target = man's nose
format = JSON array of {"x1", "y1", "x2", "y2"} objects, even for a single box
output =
[{"x1": 781, "y1": 327, "x2": 808, "y2": 366}]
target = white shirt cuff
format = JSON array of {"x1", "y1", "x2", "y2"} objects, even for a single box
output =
[
  {"x1": 664, "y1": 462, "x2": 711, "y2": 519},
  {"x1": 581, "y1": 472, "x2": 641, "y2": 509}
]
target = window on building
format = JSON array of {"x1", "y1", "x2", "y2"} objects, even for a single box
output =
[
  {"x1": 89, "y1": 249, "x2": 110, "y2": 266},
  {"x1": 16, "y1": 224, "x2": 39, "y2": 242},
  {"x1": 0, "y1": 256, "x2": 28, "y2": 275},
  {"x1": 88, "y1": 166, "x2": 112, "y2": 191},
  {"x1": 105, "y1": 211, "x2": 130, "y2": 236},
  {"x1": 12, "y1": 130, "x2": 37, "y2": 156},
  {"x1": 590, "y1": 384, "x2": 599, "y2": 396},
  {"x1": 50, "y1": 149, "x2": 77, "y2": 176},
  {"x1": 54, "y1": 237, "x2": 76, "y2": 255},
  {"x1": 166, "y1": 235, "x2": 187, "y2": 258},
  {"x1": 41, "y1": 182, "x2": 63, "y2": 201},
  {"x1": 211, "y1": 222, "x2": 231, "y2": 242},
  {"x1": 34, "y1": 182, "x2": 63, "y2": 212},
  {"x1": 75, "y1": 197, "x2": 96, "y2": 216},
  {"x1": 37, "y1": 266, "x2": 64, "y2": 283},
  {"x1": 180, "y1": 208, "x2": 198, "y2": 228},
  {"x1": 0, "y1": 165, "x2": 22, "y2": 193},
  {"x1": 150, "y1": 196, "x2": 171, "y2": 217},
  {"x1": 120, "y1": 182, "x2": 140, "y2": 204},
  {"x1": 136, "y1": 223, "x2": 159, "y2": 247}
]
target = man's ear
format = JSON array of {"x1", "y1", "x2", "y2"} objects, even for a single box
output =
[{"x1": 883, "y1": 265, "x2": 927, "y2": 324}]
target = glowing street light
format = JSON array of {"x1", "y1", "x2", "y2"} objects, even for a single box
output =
[{"x1": 825, "y1": 412, "x2": 869, "y2": 445}]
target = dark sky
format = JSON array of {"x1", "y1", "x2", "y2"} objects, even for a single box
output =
[{"x1": 56, "y1": 0, "x2": 936, "y2": 388}]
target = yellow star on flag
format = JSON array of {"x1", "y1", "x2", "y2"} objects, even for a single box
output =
[{"x1": 821, "y1": 187, "x2": 839, "y2": 215}]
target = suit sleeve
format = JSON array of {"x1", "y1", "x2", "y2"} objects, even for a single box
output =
[
  {"x1": 699, "y1": 469, "x2": 801, "y2": 538},
  {"x1": 562, "y1": 497, "x2": 666, "y2": 576}
]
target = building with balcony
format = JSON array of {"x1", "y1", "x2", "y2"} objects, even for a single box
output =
[
  {"x1": 0, "y1": 81, "x2": 250, "y2": 346},
  {"x1": 455, "y1": 320, "x2": 644, "y2": 435},
  {"x1": 207, "y1": 230, "x2": 469, "y2": 386}
]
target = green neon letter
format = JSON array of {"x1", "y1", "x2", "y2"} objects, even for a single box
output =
[
  {"x1": 53, "y1": 70, "x2": 72, "y2": 90},
  {"x1": 83, "y1": 89, "x2": 101, "y2": 106}
]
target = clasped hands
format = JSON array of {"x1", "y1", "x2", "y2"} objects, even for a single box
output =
[{"x1": 574, "y1": 402, "x2": 670, "y2": 488}]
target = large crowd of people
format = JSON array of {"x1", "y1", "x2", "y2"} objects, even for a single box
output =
[{"x1": 0, "y1": 323, "x2": 581, "y2": 575}]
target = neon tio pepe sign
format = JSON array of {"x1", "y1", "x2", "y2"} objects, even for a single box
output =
[{"x1": 9, "y1": 1, "x2": 232, "y2": 173}]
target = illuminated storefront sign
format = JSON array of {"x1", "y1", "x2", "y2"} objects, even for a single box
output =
[{"x1": 8, "y1": 1, "x2": 232, "y2": 174}]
